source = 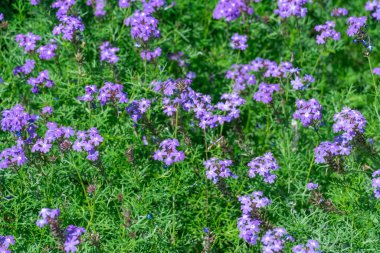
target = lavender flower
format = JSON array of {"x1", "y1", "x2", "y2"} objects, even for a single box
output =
[
  {"x1": 333, "y1": 107, "x2": 366, "y2": 141},
  {"x1": 141, "y1": 47, "x2": 161, "y2": 61},
  {"x1": 213, "y1": 0, "x2": 253, "y2": 22},
  {"x1": 204, "y1": 158, "x2": 237, "y2": 183},
  {"x1": 36, "y1": 208, "x2": 61, "y2": 228},
  {"x1": 230, "y1": 33, "x2": 248, "y2": 50},
  {"x1": 253, "y1": 83, "x2": 279, "y2": 104},
  {"x1": 0, "y1": 13, "x2": 4, "y2": 21},
  {"x1": 315, "y1": 21, "x2": 341, "y2": 44},
  {"x1": 346, "y1": 16, "x2": 367, "y2": 37},
  {"x1": 292, "y1": 240, "x2": 321, "y2": 253},
  {"x1": 373, "y1": 68, "x2": 380, "y2": 75},
  {"x1": 13, "y1": 59, "x2": 35, "y2": 76},
  {"x1": 52, "y1": 0, "x2": 76, "y2": 19},
  {"x1": 314, "y1": 138, "x2": 351, "y2": 164},
  {"x1": 100, "y1": 42, "x2": 119, "y2": 64},
  {"x1": 247, "y1": 152, "x2": 279, "y2": 184},
  {"x1": 15, "y1": 33, "x2": 41, "y2": 53},
  {"x1": 124, "y1": 11, "x2": 160, "y2": 41},
  {"x1": 42, "y1": 106, "x2": 54, "y2": 115},
  {"x1": 30, "y1": 0, "x2": 40, "y2": 5},
  {"x1": 262, "y1": 228, "x2": 294, "y2": 252},
  {"x1": 1, "y1": 105, "x2": 32, "y2": 133},
  {"x1": 119, "y1": 0, "x2": 135, "y2": 8},
  {"x1": 153, "y1": 139, "x2": 185, "y2": 166},
  {"x1": 372, "y1": 169, "x2": 380, "y2": 198},
  {"x1": 98, "y1": 82, "x2": 128, "y2": 105},
  {"x1": 331, "y1": 8, "x2": 348, "y2": 17},
  {"x1": 126, "y1": 99, "x2": 151, "y2": 122},
  {"x1": 274, "y1": 0, "x2": 309, "y2": 19},
  {"x1": 27, "y1": 70, "x2": 54, "y2": 93},
  {"x1": 37, "y1": 43, "x2": 58, "y2": 60},
  {"x1": 365, "y1": 1, "x2": 380, "y2": 20},
  {"x1": 64, "y1": 225, "x2": 86, "y2": 253},
  {"x1": 0, "y1": 235, "x2": 15, "y2": 252},
  {"x1": 307, "y1": 182, "x2": 319, "y2": 190},
  {"x1": 86, "y1": 0, "x2": 107, "y2": 17},
  {"x1": 0, "y1": 143, "x2": 27, "y2": 170},
  {"x1": 53, "y1": 16, "x2": 84, "y2": 41},
  {"x1": 168, "y1": 51, "x2": 187, "y2": 67},
  {"x1": 291, "y1": 74, "x2": 314, "y2": 90},
  {"x1": 293, "y1": 99, "x2": 322, "y2": 127}
]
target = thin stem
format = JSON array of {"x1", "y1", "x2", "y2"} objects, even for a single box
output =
[{"x1": 367, "y1": 55, "x2": 379, "y2": 95}]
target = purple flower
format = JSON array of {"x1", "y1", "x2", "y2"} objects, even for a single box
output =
[
  {"x1": 314, "y1": 138, "x2": 351, "y2": 164},
  {"x1": 230, "y1": 33, "x2": 248, "y2": 50},
  {"x1": 42, "y1": 106, "x2": 54, "y2": 115},
  {"x1": 0, "y1": 143, "x2": 27, "y2": 170},
  {"x1": 204, "y1": 158, "x2": 237, "y2": 183},
  {"x1": 27, "y1": 70, "x2": 54, "y2": 93},
  {"x1": 141, "y1": 47, "x2": 161, "y2": 61},
  {"x1": 36, "y1": 208, "x2": 61, "y2": 228},
  {"x1": 119, "y1": 0, "x2": 135, "y2": 8},
  {"x1": 372, "y1": 169, "x2": 380, "y2": 198},
  {"x1": 365, "y1": 1, "x2": 380, "y2": 20},
  {"x1": 333, "y1": 107, "x2": 366, "y2": 140},
  {"x1": 126, "y1": 99, "x2": 151, "y2": 122},
  {"x1": 1, "y1": 105, "x2": 32, "y2": 133},
  {"x1": 315, "y1": 21, "x2": 341, "y2": 44},
  {"x1": 307, "y1": 182, "x2": 319, "y2": 190},
  {"x1": 99, "y1": 42, "x2": 119, "y2": 64},
  {"x1": 13, "y1": 59, "x2": 35, "y2": 76},
  {"x1": 53, "y1": 16, "x2": 84, "y2": 41},
  {"x1": 37, "y1": 43, "x2": 58, "y2": 60},
  {"x1": 331, "y1": 8, "x2": 348, "y2": 17},
  {"x1": 290, "y1": 74, "x2": 314, "y2": 90},
  {"x1": 253, "y1": 83, "x2": 279, "y2": 104},
  {"x1": 98, "y1": 82, "x2": 128, "y2": 105},
  {"x1": 373, "y1": 67, "x2": 380, "y2": 76},
  {"x1": 52, "y1": 0, "x2": 76, "y2": 19},
  {"x1": 124, "y1": 11, "x2": 160, "y2": 41},
  {"x1": 0, "y1": 235, "x2": 15, "y2": 252},
  {"x1": 213, "y1": 0, "x2": 253, "y2": 22},
  {"x1": 32, "y1": 139, "x2": 53, "y2": 153},
  {"x1": 292, "y1": 239, "x2": 321, "y2": 253},
  {"x1": 168, "y1": 51, "x2": 187, "y2": 67},
  {"x1": 247, "y1": 152, "x2": 279, "y2": 184},
  {"x1": 346, "y1": 16, "x2": 367, "y2": 37},
  {"x1": 64, "y1": 225, "x2": 86, "y2": 253},
  {"x1": 262, "y1": 228, "x2": 293, "y2": 252},
  {"x1": 153, "y1": 139, "x2": 185, "y2": 166},
  {"x1": 30, "y1": 0, "x2": 40, "y2": 5},
  {"x1": 274, "y1": 0, "x2": 309, "y2": 19},
  {"x1": 0, "y1": 13, "x2": 4, "y2": 21},
  {"x1": 15, "y1": 33, "x2": 41, "y2": 53},
  {"x1": 293, "y1": 99, "x2": 322, "y2": 127},
  {"x1": 86, "y1": 0, "x2": 107, "y2": 17}
]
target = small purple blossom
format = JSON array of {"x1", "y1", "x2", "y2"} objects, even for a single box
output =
[
  {"x1": 253, "y1": 83, "x2": 279, "y2": 104},
  {"x1": 291, "y1": 74, "x2": 315, "y2": 90},
  {"x1": 13, "y1": 59, "x2": 35, "y2": 76},
  {"x1": 126, "y1": 99, "x2": 151, "y2": 122},
  {"x1": 86, "y1": 0, "x2": 107, "y2": 17},
  {"x1": 153, "y1": 139, "x2": 185, "y2": 166},
  {"x1": 1, "y1": 105, "x2": 32, "y2": 133},
  {"x1": 373, "y1": 67, "x2": 380, "y2": 76},
  {"x1": 27, "y1": 70, "x2": 54, "y2": 93},
  {"x1": 274, "y1": 0, "x2": 309, "y2": 19},
  {"x1": 293, "y1": 99, "x2": 322, "y2": 127},
  {"x1": 42, "y1": 106, "x2": 54, "y2": 115},
  {"x1": 30, "y1": 0, "x2": 40, "y2": 5},
  {"x1": 372, "y1": 169, "x2": 380, "y2": 198},
  {"x1": 204, "y1": 158, "x2": 237, "y2": 183},
  {"x1": 52, "y1": 0, "x2": 76, "y2": 19},
  {"x1": 0, "y1": 13, "x2": 4, "y2": 21},
  {"x1": 0, "y1": 143, "x2": 27, "y2": 170},
  {"x1": 64, "y1": 225, "x2": 86, "y2": 253},
  {"x1": 53, "y1": 16, "x2": 84, "y2": 41},
  {"x1": 247, "y1": 152, "x2": 279, "y2": 184},
  {"x1": 141, "y1": 47, "x2": 162, "y2": 61},
  {"x1": 346, "y1": 16, "x2": 367, "y2": 37},
  {"x1": 124, "y1": 11, "x2": 160, "y2": 41},
  {"x1": 315, "y1": 21, "x2": 341, "y2": 44},
  {"x1": 365, "y1": 1, "x2": 380, "y2": 20},
  {"x1": 37, "y1": 43, "x2": 58, "y2": 60},
  {"x1": 213, "y1": 0, "x2": 253, "y2": 22},
  {"x1": 331, "y1": 8, "x2": 348, "y2": 17},
  {"x1": 100, "y1": 42, "x2": 119, "y2": 64},
  {"x1": 333, "y1": 107, "x2": 366, "y2": 140},
  {"x1": 262, "y1": 228, "x2": 294, "y2": 252},
  {"x1": 307, "y1": 182, "x2": 319, "y2": 190},
  {"x1": 15, "y1": 33, "x2": 41, "y2": 53},
  {"x1": 292, "y1": 240, "x2": 321, "y2": 253},
  {"x1": 119, "y1": 0, "x2": 135, "y2": 8},
  {"x1": 314, "y1": 138, "x2": 351, "y2": 164},
  {"x1": 0, "y1": 235, "x2": 15, "y2": 252},
  {"x1": 230, "y1": 33, "x2": 248, "y2": 50}
]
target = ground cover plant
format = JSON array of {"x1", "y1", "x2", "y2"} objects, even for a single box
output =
[{"x1": 1, "y1": 0, "x2": 380, "y2": 252}]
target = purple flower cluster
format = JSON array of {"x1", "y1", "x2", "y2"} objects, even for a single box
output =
[
  {"x1": 52, "y1": 0, "x2": 77, "y2": 19},
  {"x1": 346, "y1": 16, "x2": 367, "y2": 37},
  {"x1": 0, "y1": 143, "x2": 27, "y2": 170},
  {"x1": 314, "y1": 21, "x2": 341, "y2": 44},
  {"x1": 119, "y1": 0, "x2": 135, "y2": 8},
  {"x1": 36, "y1": 208, "x2": 86, "y2": 253},
  {"x1": 53, "y1": 16, "x2": 85, "y2": 41},
  {"x1": 237, "y1": 191, "x2": 271, "y2": 245},
  {"x1": 100, "y1": 42, "x2": 119, "y2": 64},
  {"x1": 15, "y1": 33, "x2": 41, "y2": 53},
  {"x1": 247, "y1": 152, "x2": 279, "y2": 184},
  {"x1": 30, "y1": 0, "x2": 40, "y2": 5},
  {"x1": 13, "y1": 59, "x2": 35, "y2": 76},
  {"x1": 371, "y1": 170, "x2": 380, "y2": 198},
  {"x1": 293, "y1": 99, "x2": 322, "y2": 127},
  {"x1": 42, "y1": 106, "x2": 54, "y2": 115},
  {"x1": 253, "y1": 83, "x2": 279, "y2": 104},
  {"x1": 0, "y1": 13, "x2": 4, "y2": 21},
  {"x1": 141, "y1": 47, "x2": 162, "y2": 61},
  {"x1": 86, "y1": 0, "x2": 107, "y2": 17},
  {"x1": 291, "y1": 75, "x2": 315, "y2": 90},
  {"x1": 126, "y1": 99, "x2": 151, "y2": 122},
  {"x1": 373, "y1": 68, "x2": 380, "y2": 76},
  {"x1": 230, "y1": 33, "x2": 248, "y2": 50},
  {"x1": 37, "y1": 43, "x2": 58, "y2": 60},
  {"x1": 79, "y1": 83, "x2": 128, "y2": 106},
  {"x1": 307, "y1": 182, "x2": 319, "y2": 190},
  {"x1": 168, "y1": 51, "x2": 187, "y2": 67},
  {"x1": 204, "y1": 158, "x2": 237, "y2": 183},
  {"x1": 292, "y1": 240, "x2": 321, "y2": 253},
  {"x1": 274, "y1": 0, "x2": 309, "y2": 19},
  {"x1": 0, "y1": 235, "x2": 15, "y2": 252},
  {"x1": 314, "y1": 138, "x2": 351, "y2": 164},
  {"x1": 365, "y1": 1, "x2": 380, "y2": 20},
  {"x1": 213, "y1": 0, "x2": 253, "y2": 22},
  {"x1": 27, "y1": 70, "x2": 54, "y2": 93},
  {"x1": 64, "y1": 225, "x2": 86, "y2": 253},
  {"x1": 124, "y1": 11, "x2": 160, "y2": 42},
  {"x1": 331, "y1": 8, "x2": 348, "y2": 17},
  {"x1": 1, "y1": 105, "x2": 32, "y2": 133},
  {"x1": 261, "y1": 228, "x2": 294, "y2": 252},
  {"x1": 332, "y1": 107, "x2": 366, "y2": 141},
  {"x1": 153, "y1": 138, "x2": 185, "y2": 166}
]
